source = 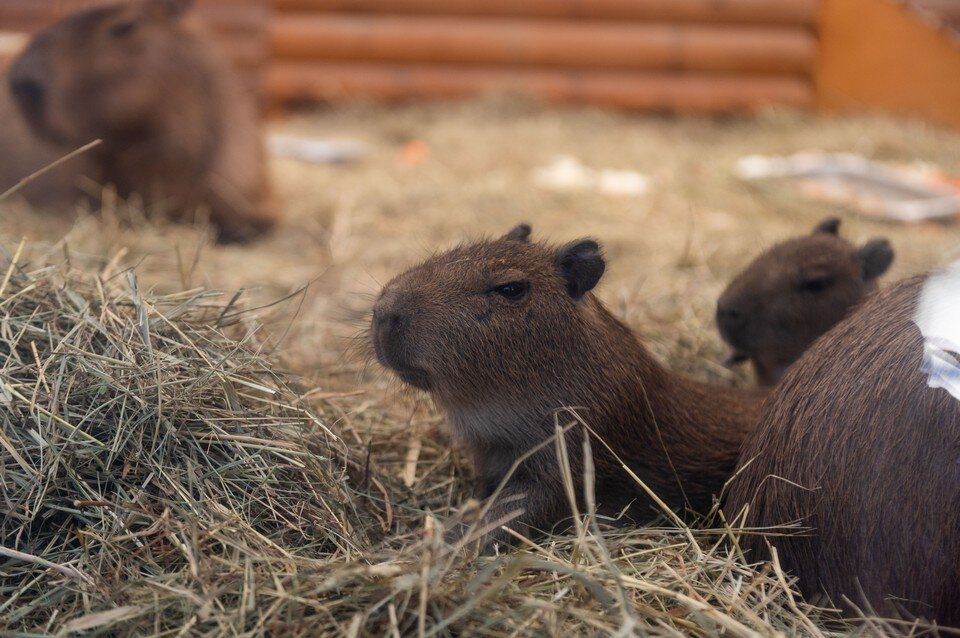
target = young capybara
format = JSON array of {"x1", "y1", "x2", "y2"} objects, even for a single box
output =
[
  {"x1": 726, "y1": 268, "x2": 960, "y2": 625},
  {"x1": 372, "y1": 224, "x2": 763, "y2": 547},
  {"x1": 4, "y1": 0, "x2": 277, "y2": 242},
  {"x1": 716, "y1": 217, "x2": 893, "y2": 385}
]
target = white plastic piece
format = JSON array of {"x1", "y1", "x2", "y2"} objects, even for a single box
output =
[
  {"x1": 532, "y1": 155, "x2": 649, "y2": 197},
  {"x1": 268, "y1": 134, "x2": 367, "y2": 164},
  {"x1": 735, "y1": 151, "x2": 960, "y2": 222}
]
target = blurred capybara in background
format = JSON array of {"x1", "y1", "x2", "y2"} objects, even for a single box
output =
[
  {"x1": 372, "y1": 224, "x2": 763, "y2": 548},
  {"x1": 716, "y1": 217, "x2": 893, "y2": 385},
  {"x1": 4, "y1": 0, "x2": 277, "y2": 242}
]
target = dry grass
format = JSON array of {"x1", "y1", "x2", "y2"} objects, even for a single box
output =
[{"x1": 2, "y1": 101, "x2": 960, "y2": 636}]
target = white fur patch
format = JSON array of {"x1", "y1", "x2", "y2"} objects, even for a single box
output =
[{"x1": 916, "y1": 261, "x2": 960, "y2": 401}]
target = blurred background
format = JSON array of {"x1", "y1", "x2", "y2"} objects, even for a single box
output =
[{"x1": 2, "y1": 0, "x2": 960, "y2": 379}]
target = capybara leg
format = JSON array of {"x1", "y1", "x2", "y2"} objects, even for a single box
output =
[{"x1": 208, "y1": 187, "x2": 280, "y2": 244}]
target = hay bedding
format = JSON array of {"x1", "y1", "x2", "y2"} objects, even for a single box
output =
[{"x1": 0, "y1": 243, "x2": 862, "y2": 637}]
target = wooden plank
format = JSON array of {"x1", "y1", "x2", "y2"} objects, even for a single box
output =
[
  {"x1": 268, "y1": 61, "x2": 813, "y2": 111},
  {"x1": 273, "y1": 0, "x2": 820, "y2": 25},
  {"x1": 817, "y1": 0, "x2": 960, "y2": 128},
  {"x1": 272, "y1": 15, "x2": 815, "y2": 74}
]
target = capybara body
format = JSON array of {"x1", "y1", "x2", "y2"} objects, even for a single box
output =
[
  {"x1": 372, "y1": 225, "x2": 763, "y2": 546},
  {"x1": 726, "y1": 273, "x2": 960, "y2": 624},
  {"x1": 5, "y1": 0, "x2": 277, "y2": 242},
  {"x1": 717, "y1": 217, "x2": 893, "y2": 385}
]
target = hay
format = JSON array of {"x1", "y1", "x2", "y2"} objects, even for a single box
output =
[{"x1": 0, "y1": 243, "x2": 383, "y2": 633}]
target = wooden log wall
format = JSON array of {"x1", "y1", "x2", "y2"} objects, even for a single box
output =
[
  {"x1": 268, "y1": 0, "x2": 820, "y2": 112},
  {"x1": 0, "y1": 0, "x2": 266, "y2": 98}
]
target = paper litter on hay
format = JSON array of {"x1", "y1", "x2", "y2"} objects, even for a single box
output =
[
  {"x1": 269, "y1": 134, "x2": 368, "y2": 164},
  {"x1": 735, "y1": 152, "x2": 960, "y2": 223},
  {"x1": 532, "y1": 155, "x2": 650, "y2": 197}
]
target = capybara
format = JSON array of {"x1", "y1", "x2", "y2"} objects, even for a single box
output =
[
  {"x1": 726, "y1": 268, "x2": 960, "y2": 625},
  {"x1": 372, "y1": 224, "x2": 763, "y2": 547},
  {"x1": 717, "y1": 217, "x2": 893, "y2": 385},
  {"x1": 5, "y1": 0, "x2": 277, "y2": 242}
]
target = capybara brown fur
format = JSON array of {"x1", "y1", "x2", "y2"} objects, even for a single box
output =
[
  {"x1": 5, "y1": 0, "x2": 277, "y2": 242},
  {"x1": 726, "y1": 272, "x2": 960, "y2": 625},
  {"x1": 372, "y1": 224, "x2": 763, "y2": 547},
  {"x1": 717, "y1": 217, "x2": 893, "y2": 385}
]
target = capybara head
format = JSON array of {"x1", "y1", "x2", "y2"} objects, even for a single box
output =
[
  {"x1": 372, "y1": 223, "x2": 606, "y2": 401},
  {"x1": 716, "y1": 217, "x2": 893, "y2": 385},
  {"x1": 9, "y1": 0, "x2": 200, "y2": 146}
]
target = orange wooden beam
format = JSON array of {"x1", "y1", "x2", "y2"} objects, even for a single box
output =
[
  {"x1": 268, "y1": 62, "x2": 813, "y2": 112},
  {"x1": 817, "y1": 0, "x2": 960, "y2": 128},
  {"x1": 273, "y1": 0, "x2": 819, "y2": 25},
  {"x1": 271, "y1": 15, "x2": 816, "y2": 74}
]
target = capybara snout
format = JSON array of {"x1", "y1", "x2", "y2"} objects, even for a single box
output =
[
  {"x1": 9, "y1": 71, "x2": 45, "y2": 126},
  {"x1": 371, "y1": 291, "x2": 431, "y2": 389},
  {"x1": 8, "y1": 34, "x2": 54, "y2": 139}
]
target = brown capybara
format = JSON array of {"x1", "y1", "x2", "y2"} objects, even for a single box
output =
[
  {"x1": 717, "y1": 217, "x2": 893, "y2": 385},
  {"x1": 726, "y1": 268, "x2": 960, "y2": 625},
  {"x1": 371, "y1": 224, "x2": 763, "y2": 547},
  {"x1": 5, "y1": 0, "x2": 277, "y2": 242}
]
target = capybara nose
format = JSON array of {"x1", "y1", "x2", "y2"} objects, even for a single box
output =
[
  {"x1": 716, "y1": 304, "x2": 745, "y2": 331},
  {"x1": 10, "y1": 77, "x2": 45, "y2": 114},
  {"x1": 371, "y1": 295, "x2": 410, "y2": 368}
]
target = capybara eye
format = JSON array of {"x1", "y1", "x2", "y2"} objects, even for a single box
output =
[
  {"x1": 109, "y1": 21, "x2": 138, "y2": 38},
  {"x1": 490, "y1": 281, "x2": 529, "y2": 301},
  {"x1": 799, "y1": 276, "x2": 832, "y2": 293}
]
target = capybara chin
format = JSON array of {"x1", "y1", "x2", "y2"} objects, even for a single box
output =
[
  {"x1": 372, "y1": 224, "x2": 763, "y2": 547},
  {"x1": 5, "y1": 0, "x2": 277, "y2": 243},
  {"x1": 726, "y1": 268, "x2": 960, "y2": 626},
  {"x1": 717, "y1": 217, "x2": 893, "y2": 386}
]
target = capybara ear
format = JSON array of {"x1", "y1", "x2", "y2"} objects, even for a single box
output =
[
  {"x1": 858, "y1": 239, "x2": 894, "y2": 281},
  {"x1": 813, "y1": 217, "x2": 841, "y2": 235},
  {"x1": 503, "y1": 223, "x2": 532, "y2": 242},
  {"x1": 556, "y1": 240, "x2": 605, "y2": 299},
  {"x1": 146, "y1": 0, "x2": 195, "y2": 18}
]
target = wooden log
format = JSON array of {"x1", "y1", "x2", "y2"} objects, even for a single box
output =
[
  {"x1": 267, "y1": 62, "x2": 813, "y2": 111},
  {"x1": 817, "y1": 0, "x2": 960, "y2": 128},
  {"x1": 197, "y1": 3, "x2": 271, "y2": 34},
  {"x1": 272, "y1": 15, "x2": 815, "y2": 74},
  {"x1": 273, "y1": 0, "x2": 819, "y2": 25}
]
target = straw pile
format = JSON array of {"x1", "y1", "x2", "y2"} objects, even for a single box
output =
[
  {"x1": 0, "y1": 240, "x2": 857, "y2": 637},
  {"x1": 0, "y1": 243, "x2": 385, "y2": 633}
]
